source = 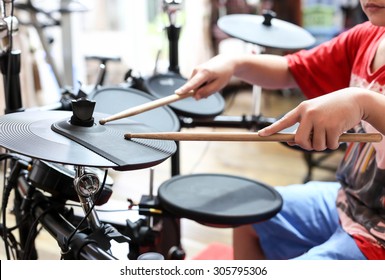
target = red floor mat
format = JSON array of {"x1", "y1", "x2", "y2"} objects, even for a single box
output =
[{"x1": 191, "y1": 243, "x2": 233, "y2": 260}]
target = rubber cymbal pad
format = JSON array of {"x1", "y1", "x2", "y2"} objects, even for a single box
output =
[{"x1": 0, "y1": 111, "x2": 176, "y2": 170}]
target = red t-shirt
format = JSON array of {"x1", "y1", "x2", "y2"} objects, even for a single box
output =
[
  {"x1": 286, "y1": 22, "x2": 385, "y2": 98},
  {"x1": 286, "y1": 22, "x2": 385, "y2": 259}
]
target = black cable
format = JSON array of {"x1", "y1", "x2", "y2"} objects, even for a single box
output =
[
  {"x1": 1, "y1": 157, "x2": 11, "y2": 259},
  {"x1": 0, "y1": 153, "x2": 21, "y2": 260},
  {"x1": 4, "y1": 212, "x2": 28, "y2": 231},
  {"x1": 23, "y1": 169, "x2": 109, "y2": 259},
  {"x1": 22, "y1": 208, "x2": 51, "y2": 260},
  {"x1": 0, "y1": 221, "x2": 20, "y2": 259},
  {"x1": 61, "y1": 169, "x2": 108, "y2": 259}
]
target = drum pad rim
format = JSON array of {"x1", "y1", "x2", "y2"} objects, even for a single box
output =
[{"x1": 158, "y1": 173, "x2": 283, "y2": 227}]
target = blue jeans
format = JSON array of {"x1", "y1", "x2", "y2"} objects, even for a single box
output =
[{"x1": 252, "y1": 181, "x2": 367, "y2": 260}]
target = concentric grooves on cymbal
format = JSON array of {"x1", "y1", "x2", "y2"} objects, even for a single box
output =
[
  {"x1": 129, "y1": 137, "x2": 176, "y2": 154},
  {"x1": 0, "y1": 118, "x2": 29, "y2": 141},
  {"x1": 0, "y1": 115, "x2": 44, "y2": 147},
  {"x1": 0, "y1": 113, "x2": 75, "y2": 162},
  {"x1": 0, "y1": 111, "x2": 176, "y2": 170}
]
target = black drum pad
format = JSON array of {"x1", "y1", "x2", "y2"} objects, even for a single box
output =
[
  {"x1": 158, "y1": 173, "x2": 282, "y2": 227},
  {"x1": 90, "y1": 87, "x2": 180, "y2": 132},
  {"x1": 144, "y1": 74, "x2": 225, "y2": 118}
]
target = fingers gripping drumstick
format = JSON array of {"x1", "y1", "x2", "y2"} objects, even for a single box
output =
[
  {"x1": 99, "y1": 91, "x2": 195, "y2": 125},
  {"x1": 124, "y1": 132, "x2": 383, "y2": 143}
]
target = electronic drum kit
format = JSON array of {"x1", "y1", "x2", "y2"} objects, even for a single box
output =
[{"x1": 0, "y1": 9, "x2": 380, "y2": 259}]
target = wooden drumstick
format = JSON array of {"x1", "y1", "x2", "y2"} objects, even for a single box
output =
[
  {"x1": 124, "y1": 132, "x2": 383, "y2": 143},
  {"x1": 99, "y1": 91, "x2": 195, "y2": 125}
]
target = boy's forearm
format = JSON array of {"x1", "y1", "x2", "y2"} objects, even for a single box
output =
[{"x1": 233, "y1": 54, "x2": 297, "y2": 89}]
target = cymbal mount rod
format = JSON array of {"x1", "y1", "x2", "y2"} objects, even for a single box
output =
[
  {"x1": 149, "y1": 168, "x2": 154, "y2": 200},
  {"x1": 74, "y1": 166, "x2": 102, "y2": 230}
]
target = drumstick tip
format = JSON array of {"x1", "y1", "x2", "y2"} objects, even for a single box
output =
[
  {"x1": 124, "y1": 133, "x2": 132, "y2": 139},
  {"x1": 99, "y1": 119, "x2": 107, "y2": 125}
]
